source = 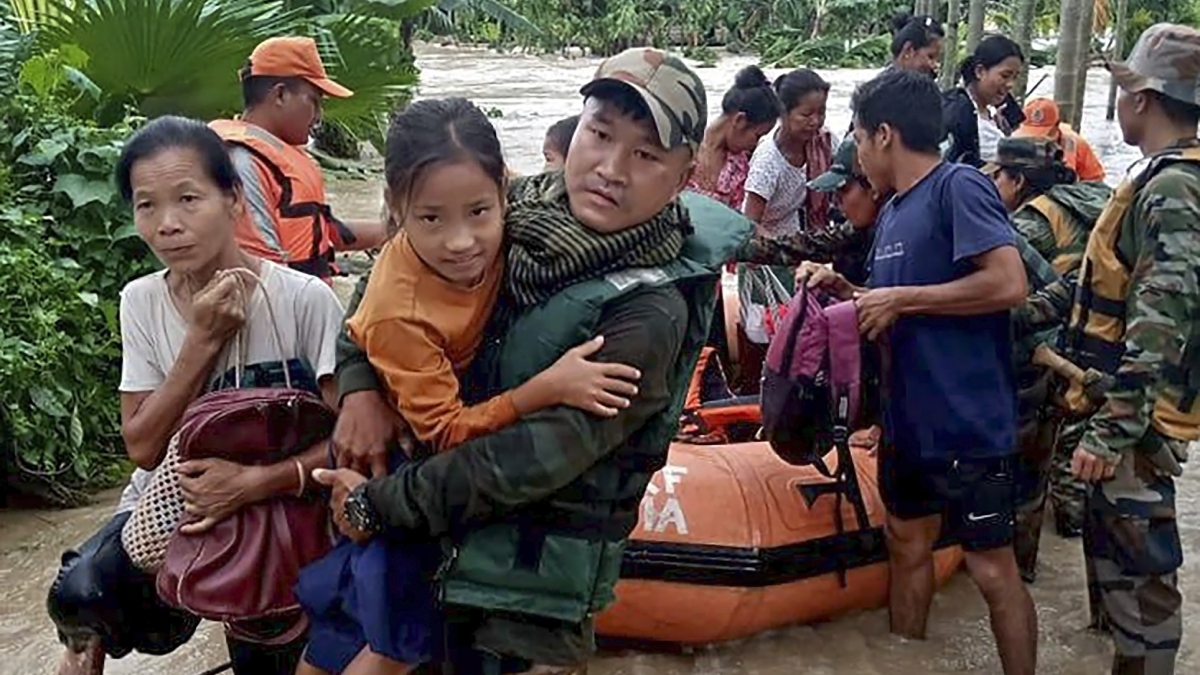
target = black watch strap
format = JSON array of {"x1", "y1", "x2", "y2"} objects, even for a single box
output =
[{"x1": 345, "y1": 483, "x2": 383, "y2": 535}]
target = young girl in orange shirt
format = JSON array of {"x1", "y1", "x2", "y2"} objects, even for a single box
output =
[{"x1": 295, "y1": 98, "x2": 640, "y2": 675}]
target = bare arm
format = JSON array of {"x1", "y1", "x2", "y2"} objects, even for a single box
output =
[
  {"x1": 120, "y1": 333, "x2": 223, "y2": 470},
  {"x1": 894, "y1": 245, "x2": 1028, "y2": 316},
  {"x1": 337, "y1": 219, "x2": 389, "y2": 251},
  {"x1": 743, "y1": 193, "x2": 767, "y2": 224}
]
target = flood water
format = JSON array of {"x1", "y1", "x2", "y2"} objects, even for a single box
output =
[{"x1": 1, "y1": 44, "x2": 1196, "y2": 675}]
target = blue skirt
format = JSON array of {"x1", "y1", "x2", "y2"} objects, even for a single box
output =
[{"x1": 296, "y1": 532, "x2": 443, "y2": 673}]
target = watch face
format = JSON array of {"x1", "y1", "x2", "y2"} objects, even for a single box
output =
[{"x1": 346, "y1": 491, "x2": 376, "y2": 532}]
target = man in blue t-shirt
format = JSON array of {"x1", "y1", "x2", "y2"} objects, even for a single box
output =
[{"x1": 802, "y1": 70, "x2": 1036, "y2": 675}]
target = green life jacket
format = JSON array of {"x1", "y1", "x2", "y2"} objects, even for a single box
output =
[{"x1": 440, "y1": 192, "x2": 753, "y2": 625}]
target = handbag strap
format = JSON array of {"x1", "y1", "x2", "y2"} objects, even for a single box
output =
[
  {"x1": 762, "y1": 266, "x2": 793, "y2": 305},
  {"x1": 221, "y1": 267, "x2": 292, "y2": 391}
]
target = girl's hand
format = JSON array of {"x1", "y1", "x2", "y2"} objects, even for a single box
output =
[
  {"x1": 849, "y1": 425, "x2": 882, "y2": 456},
  {"x1": 544, "y1": 336, "x2": 642, "y2": 417}
]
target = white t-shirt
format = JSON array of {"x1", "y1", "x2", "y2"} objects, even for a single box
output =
[
  {"x1": 743, "y1": 134, "x2": 809, "y2": 238},
  {"x1": 977, "y1": 115, "x2": 1005, "y2": 163},
  {"x1": 114, "y1": 261, "x2": 344, "y2": 514}
]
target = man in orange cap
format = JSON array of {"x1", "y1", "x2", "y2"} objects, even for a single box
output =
[
  {"x1": 211, "y1": 36, "x2": 385, "y2": 283},
  {"x1": 1014, "y1": 98, "x2": 1107, "y2": 182}
]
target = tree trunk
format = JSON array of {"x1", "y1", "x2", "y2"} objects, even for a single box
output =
[
  {"x1": 1068, "y1": 0, "x2": 1097, "y2": 128},
  {"x1": 1011, "y1": 0, "x2": 1038, "y2": 101},
  {"x1": 1106, "y1": 0, "x2": 1130, "y2": 120},
  {"x1": 1070, "y1": 0, "x2": 1097, "y2": 129},
  {"x1": 915, "y1": 0, "x2": 938, "y2": 17},
  {"x1": 940, "y1": 0, "x2": 962, "y2": 90},
  {"x1": 1054, "y1": 0, "x2": 1087, "y2": 130},
  {"x1": 966, "y1": 0, "x2": 986, "y2": 52}
]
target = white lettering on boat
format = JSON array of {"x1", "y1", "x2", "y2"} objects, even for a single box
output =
[{"x1": 641, "y1": 465, "x2": 689, "y2": 535}]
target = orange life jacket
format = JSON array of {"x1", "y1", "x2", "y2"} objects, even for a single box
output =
[{"x1": 209, "y1": 119, "x2": 353, "y2": 280}]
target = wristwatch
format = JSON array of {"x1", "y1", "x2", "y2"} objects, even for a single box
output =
[{"x1": 343, "y1": 483, "x2": 383, "y2": 536}]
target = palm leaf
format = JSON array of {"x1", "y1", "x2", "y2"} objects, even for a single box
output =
[
  {"x1": 42, "y1": 0, "x2": 306, "y2": 120},
  {"x1": 315, "y1": 13, "x2": 418, "y2": 152},
  {"x1": 7, "y1": 0, "x2": 62, "y2": 33},
  {"x1": 0, "y1": 6, "x2": 32, "y2": 81}
]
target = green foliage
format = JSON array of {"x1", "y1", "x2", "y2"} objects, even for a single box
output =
[
  {"x1": 0, "y1": 87, "x2": 154, "y2": 503},
  {"x1": 433, "y1": 0, "x2": 911, "y2": 65},
  {"x1": 313, "y1": 12, "x2": 419, "y2": 153},
  {"x1": 40, "y1": 0, "x2": 304, "y2": 123}
]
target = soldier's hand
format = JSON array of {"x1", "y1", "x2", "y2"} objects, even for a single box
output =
[{"x1": 1071, "y1": 446, "x2": 1117, "y2": 482}]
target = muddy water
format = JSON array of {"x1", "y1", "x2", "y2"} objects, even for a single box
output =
[{"x1": 1, "y1": 45, "x2": 1196, "y2": 674}]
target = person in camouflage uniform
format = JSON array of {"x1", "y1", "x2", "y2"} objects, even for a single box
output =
[
  {"x1": 323, "y1": 48, "x2": 723, "y2": 675},
  {"x1": 1037, "y1": 24, "x2": 1200, "y2": 675},
  {"x1": 980, "y1": 142, "x2": 1065, "y2": 581},
  {"x1": 985, "y1": 138, "x2": 1115, "y2": 577}
]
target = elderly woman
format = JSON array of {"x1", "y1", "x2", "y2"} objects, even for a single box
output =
[{"x1": 47, "y1": 115, "x2": 344, "y2": 675}]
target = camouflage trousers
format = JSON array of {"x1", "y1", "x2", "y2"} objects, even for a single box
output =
[
  {"x1": 1013, "y1": 407, "x2": 1059, "y2": 583},
  {"x1": 1083, "y1": 439, "x2": 1186, "y2": 675},
  {"x1": 1049, "y1": 418, "x2": 1089, "y2": 534}
]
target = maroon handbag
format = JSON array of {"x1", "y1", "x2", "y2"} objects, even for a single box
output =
[
  {"x1": 156, "y1": 387, "x2": 336, "y2": 624},
  {"x1": 155, "y1": 275, "x2": 338, "y2": 625}
]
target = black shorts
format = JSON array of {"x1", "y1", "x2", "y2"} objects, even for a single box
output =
[
  {"x1": 48, "y1": 511, "x2": 305, "y2": 675},
  {"x1": 879, "y1": 451, "x2": 1017, "y2": 553}
]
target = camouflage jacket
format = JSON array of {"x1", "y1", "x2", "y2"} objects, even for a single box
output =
[
  {"x1": 1011, "y1": 230, "x2": 1062, "y2": 366},
  {"x1": 735, "y1": 220, "x2": 872, "y2": 267},
  {"x1": 1078, "y1": 140, "x2": 1200, "y2": 463}
]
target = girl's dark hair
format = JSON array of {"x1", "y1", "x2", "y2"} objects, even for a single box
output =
[
  {"x1": 890, "y1": 12, "x2": 945, "y2": 58},
  {"x1": 773, "y1": 68, "x2": 831, "y2": 111},
  {"x1": 545, "y1": 115, "x2": 580, "y2": 157},
  {"x1": 1002, "y1": 161, "x2": 1077, "y2": 201},
  {"x1": 722, "y1": 65, "x2": 782, "y2": 126},
  {"x1": 115, "y1": 115, "x2": 241, "y2": 203},
  {"x1": 958, "y1": 35, "x2": 1024, "y2": 85},
  {"x1": 384, "y1": 97, "x2": 506, "y2": 228}
]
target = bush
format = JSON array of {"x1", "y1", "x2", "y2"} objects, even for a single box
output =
[{"x1": 0, "y1": 92, "x2": 155, "y2": 505}]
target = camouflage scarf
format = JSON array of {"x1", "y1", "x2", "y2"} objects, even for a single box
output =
[{"x1": 503, "y1": 171, "x2": 690, "y2": 307}]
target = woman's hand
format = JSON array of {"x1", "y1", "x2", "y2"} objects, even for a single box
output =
[
  {"x1": 795, "y1": 262, "x2": 855, "y2": 301},
  {"x1": 313, "y1": 468, "x2": 373, "y2": 544},
  {"x1": 176, "y1": 458, "x2": 262, "y2": 534},
  {"x1": 334, "y1": 390, "x2": 403, "y2": 478},
  {"x1": 189, "y1": 271, "x2": 247, "y2": 348},
  {"x1": 539, "y1": 336, "x2": 642, "y2": 417}
]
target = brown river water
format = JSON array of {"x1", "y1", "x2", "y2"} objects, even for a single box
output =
[{"x1": 1, "y1": 44, "x2": 1196, "y2": 674}]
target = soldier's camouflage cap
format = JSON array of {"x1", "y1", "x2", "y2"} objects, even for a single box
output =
[
  {"x1": 580, "y1": 48, "x2": 708, "y2": 153},
  {"x1": 1108, "y1": 23, "x2": 1200, "y2": 106},
  {"x1": 808, "y1": 136, "x2": 863, "y2": 192},
  {"x1": 981, "y1": 137, "x2": 1064, "y2": 175}
]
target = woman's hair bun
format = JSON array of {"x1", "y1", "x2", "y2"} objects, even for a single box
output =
[
  {"x1": 890, "y1": 11, "x2": 914, "y2": 35},
  {"x1": 734, "y1": 64, "x2": 771, "y2": 90}
]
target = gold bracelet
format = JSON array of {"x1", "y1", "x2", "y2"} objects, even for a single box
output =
[{"x1": 293, "y1": 458, "x2": 306, "y2": 498}]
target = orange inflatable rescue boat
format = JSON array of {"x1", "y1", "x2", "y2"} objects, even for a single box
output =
[{"x1": 594, "y1": 348, "x2": 965, "y2": 646}]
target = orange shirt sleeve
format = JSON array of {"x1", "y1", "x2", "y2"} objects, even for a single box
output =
[
  {"x1": 345, "y1": 236, "x2": 518, "y2": 451},
  {"x1": 1075, "y1": 140, "x2": 1107, "y2": 183},
  {"x1": 351, "y1": 316, "x2": 519, "y2": 452}
]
